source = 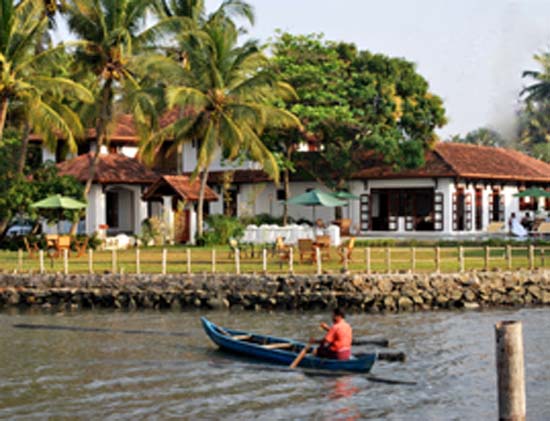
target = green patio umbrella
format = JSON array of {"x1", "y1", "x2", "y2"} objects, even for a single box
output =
[
  {"x1": 331, "y1": 191, "x2": 360, "y2": 200},
  {"x1": 286, "y1": 189, "x2": 346, "y2": 221},
  {"x1": 31, "y1": 194, "x2": 87, "y2": 234},
  {"x1": 31, "y1": 194, "x2": 87, "y2": 210},
  {"x1": 513, "y1": 188, "x2": 550, "y2": 198}
]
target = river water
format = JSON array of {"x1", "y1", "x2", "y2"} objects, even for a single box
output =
[{"x1": 1, "y1": 307, "x2": 549, "y2": 420}]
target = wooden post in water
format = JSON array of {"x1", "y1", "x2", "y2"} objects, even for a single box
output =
[
  {"x1": 506, "y1": 245, "x2": 512, "y2": 271},
  {"x1": 262, "y1": 248, "x2": 267, "y2": 274},
  {"x1": 484, "y1": 246, "x2": 490, "y2": 271},
  {"x1": 495, "y1": 320, "x2": 526, "y2": 421},
  {"x1": 88, "y1": 249, "x2": 93, "y2": 274},
  {"x1": 39, "y1": 250, "x2": 45, "y2": 274},
  {"x1": 187, "y1": 248, "x2": 192, "y2": 275},
  {"x1": 385, "y1": 247, "x2": 391, "y2": 274},
  {"x1": 316, "y1": 247, "x2": 322, "y2": 276},
  {"x1": 289, "y1": 247, "x2": 294, "y2": 274},
  {"x1": 17, "y1": 249, "x2": 22, "y2": 273},
  {"x1": 411, "y1": 247, "x2": 416, "y2": 273},
  {"x1": 435, "y1": 246, "x2": 441, "y2": 273},
  {"x1": 459, "y1": 246, "x2": 465, "y2": 273},
  {"x1": 111, "y1": 249, "x2": 117, "y2": 274},
  {"x1": 528, "y1": 245, "x2": 534, "y2": 270},
  {"x1": 365, "y1": 247, "x2": 371, "y2": 274},
  {"x1": 235, "y1": 248, "x2": 240, "y2": 275},
  {"x1": 135, "y1": 248, "x2": 141, "y2": 275},
  {"x1": 161, "y1": 248, "x2": 167, "y2": 275},
  {"x1": 211, "y1": 249, "x2": 216, "y2": 274},
  {"x1": 63, "y1": 249, "x2": 69, "y2": 275}
]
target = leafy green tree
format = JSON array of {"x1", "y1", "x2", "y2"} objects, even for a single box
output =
[
  {"x1": 64, "y1": 0, "x2": 178, "y2": 196},
  {"x1": 141, "y1": 16, "x2": 300, "y2": 238},
  {"x1": 269, "y1": 33, "x2": 447, "y2": 195},
  {"x1": 450, "y1": 127, "x2": 506, "y2": 147},
  {"x1": 0, "y1": 130, "x2": 84, "y2": 238},
  {"x1": 0, "y1": 0, "x2": 91, "y2": 146}
]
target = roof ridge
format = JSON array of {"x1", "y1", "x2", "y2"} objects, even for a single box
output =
[{"x1": 433, "y1": 144, "x2": 461, "y2": 176}]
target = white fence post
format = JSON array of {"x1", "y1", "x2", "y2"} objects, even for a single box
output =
[
  {"x1": 136, "y1": 248, "x2": 141, "y2": 275},
  {"x1": 63, "y1": 249, "x2": 69, "y2": 275},
  {"x1": 235, "y1": 248, "x2": 241, "y2": 275},
  {"x1": 162, "y1": 248, "x2": 167, "y2": 275},
  {"x1": 262, "y1": 248, "x2": 267, "y2": 274},
  {"x1": 39, "y1": 250, "x2": 45, "y2": 274},
  {"x1": 211, "y1": 249, "x2": 216, "y2": 273},
  {"x1": 187, "y1": 248, "x2": 192, "y2": 275},
  {"x1": 88, "y1": 249, "x2": 94, "y2": 274}
]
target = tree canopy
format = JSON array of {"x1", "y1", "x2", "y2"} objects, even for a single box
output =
[{"x1": 268, "y1": 33, "x2": 447, "y2": 189}]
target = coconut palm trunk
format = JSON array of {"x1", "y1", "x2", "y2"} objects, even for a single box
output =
[
  {"x1": 0, "y1": 96, "x2": 8, "y2": 142},
  {"x1": 84, "y1": 80, "x2": 113, "y2": 196},
  {"x1": 16, "y1": 121, "x2": 31, "y2": 175},
  {"x1": 283, "y1": 165, "x2": 290, "y2": 226},
  {"x1": 196, "y1": 168, "x2": 209, "y2": 239}
]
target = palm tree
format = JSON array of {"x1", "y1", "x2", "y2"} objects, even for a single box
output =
[
  {"x1": 0, "y1": 0, "x2": 91, "y2": 144},
  {"x1": 141, "y1": 16, "x2": 300, "y2": 238},
  {"x1": 64, "y1": 0, "x2": 180, "y2": 196},
  {"x1": 522, "y1": 52, "x2": 550, "y2": 102}
]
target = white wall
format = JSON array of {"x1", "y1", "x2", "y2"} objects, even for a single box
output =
[
  {"x1": 181, "y1": 143, "x2": 262, "y2": 173},
  {"x1": 237, "y1": 181, "x2": 336, "y2": 223}
]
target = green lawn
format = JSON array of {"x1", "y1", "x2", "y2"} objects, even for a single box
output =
[{"x1": 3, "y1": 245, "x2": 548, "y2": 275}]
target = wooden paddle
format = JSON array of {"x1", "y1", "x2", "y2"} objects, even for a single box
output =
[
  {"x1": 377, "y1": 351, "x2": 406, "y2": 362},
  {"x1": 290, "y1": 341, "x2": 314, "y2": 369}
]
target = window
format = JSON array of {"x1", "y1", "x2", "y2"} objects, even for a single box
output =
[{"x1": 276, "y1": 189, "x2": 286, "y2": 201}]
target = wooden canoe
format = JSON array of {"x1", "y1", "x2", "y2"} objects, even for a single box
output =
[{"x1": 201, "y1": 317, "x2": 377, "y2": 373}]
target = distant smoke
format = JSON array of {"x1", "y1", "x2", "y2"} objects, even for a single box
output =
[{"x1": 489, "y1": 0, "x2": 550, "y2": 143}]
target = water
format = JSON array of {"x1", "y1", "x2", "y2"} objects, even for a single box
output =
[{"x1": 1, "y1": 307, "x2": 550, "y2": 420}]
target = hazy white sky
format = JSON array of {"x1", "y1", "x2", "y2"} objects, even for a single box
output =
[
  {"x1": 54, "y1": 1, "x2": 550, "y2": 139},
  {"x1": 206, "y1": 0, "x2": 550, "y2": 139}
]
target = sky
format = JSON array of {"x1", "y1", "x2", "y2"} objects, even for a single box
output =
[
  {"x1": 205, "y1": 0, "x2": 550, "y2": 139},
  {"x1": 53, "y1": 0, "x2": 550, "y2": 140}
]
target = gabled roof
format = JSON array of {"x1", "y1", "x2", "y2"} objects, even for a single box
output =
[
  {"x1": 143, "y1": 175, "x2": 218, "y2": 202},
  {"x1": 57, "y1": 153, "x2": 158, "y2": 184},
  {"x1": 30, "y1": 109, "x2": 183, "y2": 144},
  {"x1": 352, "y1": 142, "x2": 550, "y2": 183}
]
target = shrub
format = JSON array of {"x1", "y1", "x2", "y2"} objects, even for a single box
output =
[
  {"x1": 240, "y1": 213, "x2": 285, "y2": 226},
  {"x1": 201, "y1": 214, "x2": 244, "y2": 246}
]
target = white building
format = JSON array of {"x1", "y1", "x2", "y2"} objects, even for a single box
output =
[{"x1": 37, "y1": 112, "x2": 550, "y2": 242}]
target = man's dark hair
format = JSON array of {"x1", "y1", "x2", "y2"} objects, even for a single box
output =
[{"x1": 333, "y1": 308, "x2": 345, "y2": 318}]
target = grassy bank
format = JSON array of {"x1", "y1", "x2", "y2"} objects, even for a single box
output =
[{"x1": 1, "y1": 244, "x2": 548, "y2": 275}]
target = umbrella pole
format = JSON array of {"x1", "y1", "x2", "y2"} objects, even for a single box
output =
[{"x1": 313, "y1": 205, "x2": 316, "y2": 223}]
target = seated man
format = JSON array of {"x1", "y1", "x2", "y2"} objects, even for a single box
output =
[{"x1": 312, "y1": 308, "x2": 352, "y2": 360}]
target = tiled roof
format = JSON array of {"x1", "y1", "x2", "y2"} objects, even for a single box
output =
[
  {"x1": 143, "y1": 175, "x2": 218, "y2": 202},
  {"x1": 57, "y1": 153, "x2": 158, "y2": 184},
  {"x1": 435, "y1": 142, "x2": 550, "y2": 182},
  {"x1": 352, "y1": 142, "x2": 550, "y2": 183},
  {"x1": 30, "y1": 109, "x2": 184, "y2": 143}
]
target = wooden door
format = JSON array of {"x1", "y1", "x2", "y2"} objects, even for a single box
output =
[{"x1": 175, "y1": 209, "x2": 191, "y2": 244}]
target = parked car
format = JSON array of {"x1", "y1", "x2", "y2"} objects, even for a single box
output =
[{"x1": 6, "y1": 220, "x2": 34, "y2": 237}]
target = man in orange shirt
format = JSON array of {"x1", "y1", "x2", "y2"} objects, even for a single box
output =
[{"x1": 312, "y1": 308, "x2": 353, "y2": 360}]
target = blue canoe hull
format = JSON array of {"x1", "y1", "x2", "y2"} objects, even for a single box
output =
[{"x1": 201, "y1": 317, "x2": 376, "y2": 373}]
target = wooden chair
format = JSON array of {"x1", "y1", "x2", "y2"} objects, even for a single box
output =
[
  {"x1": 56, "y1": 235, "x2": 72, "y2": 257},
  {"x1": 23, "y1": 237, "x2": 39, "y2": 259},
  {"x1": 533, "y1": 221, "x2": 550, "y2": 238},
  {"x1": 315, "y1": 235, "x2": 331, "y2": 260},
  {"x1": 275, "y1": 236, "x2": 291, "y2": 266},
  {"x1": 75, "y1": 237, "x2": 89, "y2": 258},
  {"x1": 297, "y1": 239, "x2": 316, "y2": 263},
  {"x1": 486, "y1": 222, "x2": 505, "y2": 233},
  {"x1": 337, "y1": 237, "x2": 356, "y2": 263}
]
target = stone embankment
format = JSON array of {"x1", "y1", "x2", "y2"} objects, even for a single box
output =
[{"x1": 1, "y1": 271, "x2": 550, "y2": 312}]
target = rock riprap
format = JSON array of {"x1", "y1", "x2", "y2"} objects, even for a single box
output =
[{"x1": 1, "y1": 271, "x2": 550, "y2": 312}]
